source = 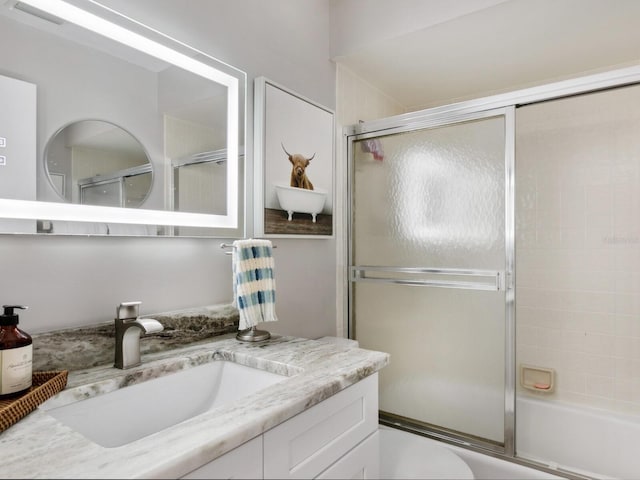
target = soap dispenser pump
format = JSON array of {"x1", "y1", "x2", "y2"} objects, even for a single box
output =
[{"x1": 0, "y1": 305, "x2": 33, "y2": 397}]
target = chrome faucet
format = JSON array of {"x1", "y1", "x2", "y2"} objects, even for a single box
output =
[{"x1": 114, "y1": 301, "x2": 164, "y2": 369}]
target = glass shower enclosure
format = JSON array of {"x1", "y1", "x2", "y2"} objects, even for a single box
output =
[
  {"x1": 346, "y1": 67, "x2": 640, "y2": 477},
  {"x1": 347, "y1": 108, "x2": 515, "y2": 454}
]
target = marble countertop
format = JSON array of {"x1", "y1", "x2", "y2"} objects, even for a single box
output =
[
  {"x1": 0, "y1": 313, "x2": 389, "y2": 479},
  {"x1": 32, "y1": 304, "x2": 241, "y2": 371}
]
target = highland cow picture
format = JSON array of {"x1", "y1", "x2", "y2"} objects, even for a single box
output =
[{"x1": 254, "y1": 77, "x2": 334, "y2": 238}]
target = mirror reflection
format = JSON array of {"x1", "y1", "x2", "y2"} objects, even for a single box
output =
[
  {"x1": 45, "y1": 120, "x2": 153, "y2": 208},
  {"x1": 0, "y1": 0, "x2": 244, "y2": 237}
]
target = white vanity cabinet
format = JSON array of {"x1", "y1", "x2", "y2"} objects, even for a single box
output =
[
  {"x1": 181, "y1": 373, "x2": 379, "y2": 479},
  {"x1": 264, "y1": 372, "x2": 379, "y2": 479},
  {"x1": 315, "y1": 429, "x2": 380, "y2": 479},
  {"x1": 182, "y1": 436, "x2": 263, "y2": 479}
]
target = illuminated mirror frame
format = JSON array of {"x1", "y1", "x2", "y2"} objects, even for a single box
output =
[{"x1": 0, "y1": 0, "x2": 240, "y2": 230}]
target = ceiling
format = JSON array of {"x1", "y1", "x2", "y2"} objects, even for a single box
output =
[{"x1": 331, "y1": 0, "x2": 640, "y2": 111}]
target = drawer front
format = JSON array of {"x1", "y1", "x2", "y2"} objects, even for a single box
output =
[
  {"x1": 182, "y1": 436, "x2": 263, "y2": 479},
  {"x1": 264, "y1": 373, "x2": 378, "y2": 479},
  {"x1": 316, "y1": 431, "x2": 380, "y2": 480}
]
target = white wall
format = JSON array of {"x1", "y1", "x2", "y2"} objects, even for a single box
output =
[
  {"x1": 329, "y1": 0, "x2": 508, "y2": 59},
  {"x1": 0, "y1": 0, "x2": 337, "y2": 339}
]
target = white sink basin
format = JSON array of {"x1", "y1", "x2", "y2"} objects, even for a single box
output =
[{"x1": 42, "y1": 361, "x2": 286, "y2": 448}]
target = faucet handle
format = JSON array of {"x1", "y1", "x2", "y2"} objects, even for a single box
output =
[{"x1": 117, "y1": 301, "x2": 141, "y2": 320}]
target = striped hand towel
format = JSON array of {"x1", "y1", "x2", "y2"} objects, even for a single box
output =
[{"x1": 232, "y1": 238, "x2": 278, "y2": 330}]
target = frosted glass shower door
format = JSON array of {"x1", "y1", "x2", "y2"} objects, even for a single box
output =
[{"x1": 350, "y1": 111, "x2": 512, "y2": 448}]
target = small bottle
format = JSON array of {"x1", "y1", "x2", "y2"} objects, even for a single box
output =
[{"x1": 0, "y1": 305, "x2": 33, "y2": 398}]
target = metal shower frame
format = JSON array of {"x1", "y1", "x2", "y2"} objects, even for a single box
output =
[{"x1": 343, "y1": 64, "x2": 640, "y2": 477}]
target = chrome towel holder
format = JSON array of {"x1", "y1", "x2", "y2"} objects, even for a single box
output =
[
  {"x1": 222, "y1": 241, "x2": 277, "y2": 342},
  {"x1": 220, "y1": 242, "x2": 278, "y2": 255}
]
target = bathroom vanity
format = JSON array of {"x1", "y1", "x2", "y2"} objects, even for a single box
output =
[{"x1": 0, "y1": 311, "x2": 389, "y2": 479}]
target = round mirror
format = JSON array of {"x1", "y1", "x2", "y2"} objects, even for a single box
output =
[{"x1": 44, "y1": 120, "x2": 153, "y2": 208}]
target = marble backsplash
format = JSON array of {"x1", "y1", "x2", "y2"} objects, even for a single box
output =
[{"x1": 32, "y1": 304, "x2": 240, "y2": 371}]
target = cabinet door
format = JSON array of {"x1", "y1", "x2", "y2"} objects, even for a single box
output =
[
  {"x1": 316, "y1": 431, "x2": 380, "y2": 479},
  {"x1": 264, "y1": 373, "x2": 378, "y2": 479},
  {"x1": 181, "y1": 436, "x2": 262, "y2": 479}
]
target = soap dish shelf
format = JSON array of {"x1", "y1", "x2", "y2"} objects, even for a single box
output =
[
  {"x1": 520, "y1": 364, "x2": 555, "y2": 393},
  {"x1": 0, "y1": 370, "x2": 68, "y2": 432}
]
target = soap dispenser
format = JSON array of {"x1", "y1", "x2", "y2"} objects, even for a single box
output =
[{"x1": 0, "y1": 305, "x2": 32, "y2": 397}]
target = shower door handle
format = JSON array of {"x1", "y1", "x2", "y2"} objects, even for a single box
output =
[{"x1": 351, "y1": 266, "x2": 505, "y2": 291}]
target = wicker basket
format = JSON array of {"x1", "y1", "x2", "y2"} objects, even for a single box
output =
[{"x1": 0, "y1": 370, "x2": 68, "y2": 432}]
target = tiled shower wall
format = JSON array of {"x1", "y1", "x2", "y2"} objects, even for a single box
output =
[
  {"x1": 335, "y1": 63, "x2": 406, "y2": 337},
  {"x1": 335, "y1": 63, "x2": 407, "y2": 126},
  {"x1": 515, "y1": 84, "x2": 640, "y2": 416}
]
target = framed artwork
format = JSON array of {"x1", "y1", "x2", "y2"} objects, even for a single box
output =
[{"x1": 254, "y1": 77, "x2": 334, "y2": 238}]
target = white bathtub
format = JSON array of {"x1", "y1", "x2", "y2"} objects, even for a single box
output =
[
  {"x1": 516, "y1": 396, "x2": 640, "y2": 479},
  {"x1": 274, "y1": 184, "x2": 326, "y2": 222},
  {"x1": 379, "y1": 425, "x2": 560, "y2": 480}
]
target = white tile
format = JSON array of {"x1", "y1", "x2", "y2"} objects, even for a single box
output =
[
  {"x1": 633, "y1": 338, "x2": 640, "y2": 360},
  {"x1": 613, "y1": 336, "x2": 635, "y2": 358},
  {"x1": 560, "y1": 228, "x2": 585, "y2": 248},
  {"x1": 613, "y1": 400, "x2": 640, "y2": 417},
  {"x1": 514, "y1": 86, "x2": 640, "y2": 414},
  {"x1": 515, "y1": 306, "x2": 538, "y2": 325},
  {"x1": 585, "y1": 353, "x2": 615, "y2": 377},
  {"x1": 515, "y1": 287, "x2": 542, "y2": 308},
  {"x1": 614, "y1": 248, "x2": 640, "y2": 271},
  {"x1": 614, "y1": 357, "x2": 637, "y2": 380},
  {"x1": 585, "y1": 374, "x2": 614, "y2": 398},
  {"x1": 515, "y1": 228, "x2": 537, "y2": 249},
  {"x1": 537, "y1": 208, "x2": 562, "y2": 230},
  {"x1": 583, "y1": 333, "x2": 614, "y2": 356},
  {"x1": 632, "y1": 378, "x2": 640, "y2": 403},
  {"x1": 585, "y1": 165, "x2": 613, "y2": 187},
  {"x1": 613, "y1": 377, "x2": 634, "y2": 402},
  {"x1": 561, "y1": 330, "x2": 585, "y2": 352},
  {"x1": 561, "y1": 311, "x2": 583, "y2": 331},
  {"x1": 585, "y1": 225, "x2": 612, "y2": 248},
  {"x1": 582, "y1": 291, "x2": 616, "y2": 314},
  {"x1": 614, "y1": 315, "x2": 640, "y2": 338},
  {"x1": 614, "y1": 271, "x2": 640, "y2": 295},
  {"x1": 558, "y1": 350, "x2": 588, "y2": 373},
  {"x1": 517, "y1": 325, "x2": 538, "y2": 346},
  {"x1": 516, "y1": 345, "x2": 540, "y2": 366},
  {"x1": 582, "y1": 312, "x2": 615, "y2": 334},
  {"x1": 536, "y1": 228, "x2": 562, "y2": 248},
  {"x1": 536, "y1": 185, "x2": 561, "y2": 211},
  {"x1": 614, "y1": 294, "x2": 640, "y2": 316},
  {"x1": 559, "y1": 371, "x2": 586, "y2": 394},
  {"x1": 537, "y1": 326, "x2": 563, "y2": 350},
  {"x1": 583, "y1": 395, "x2": 616, "y2": 410}
]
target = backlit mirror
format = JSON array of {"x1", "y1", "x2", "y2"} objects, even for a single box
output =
[{"x1": 0, "y1": 0, "x2": 245, "y2": 236}]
